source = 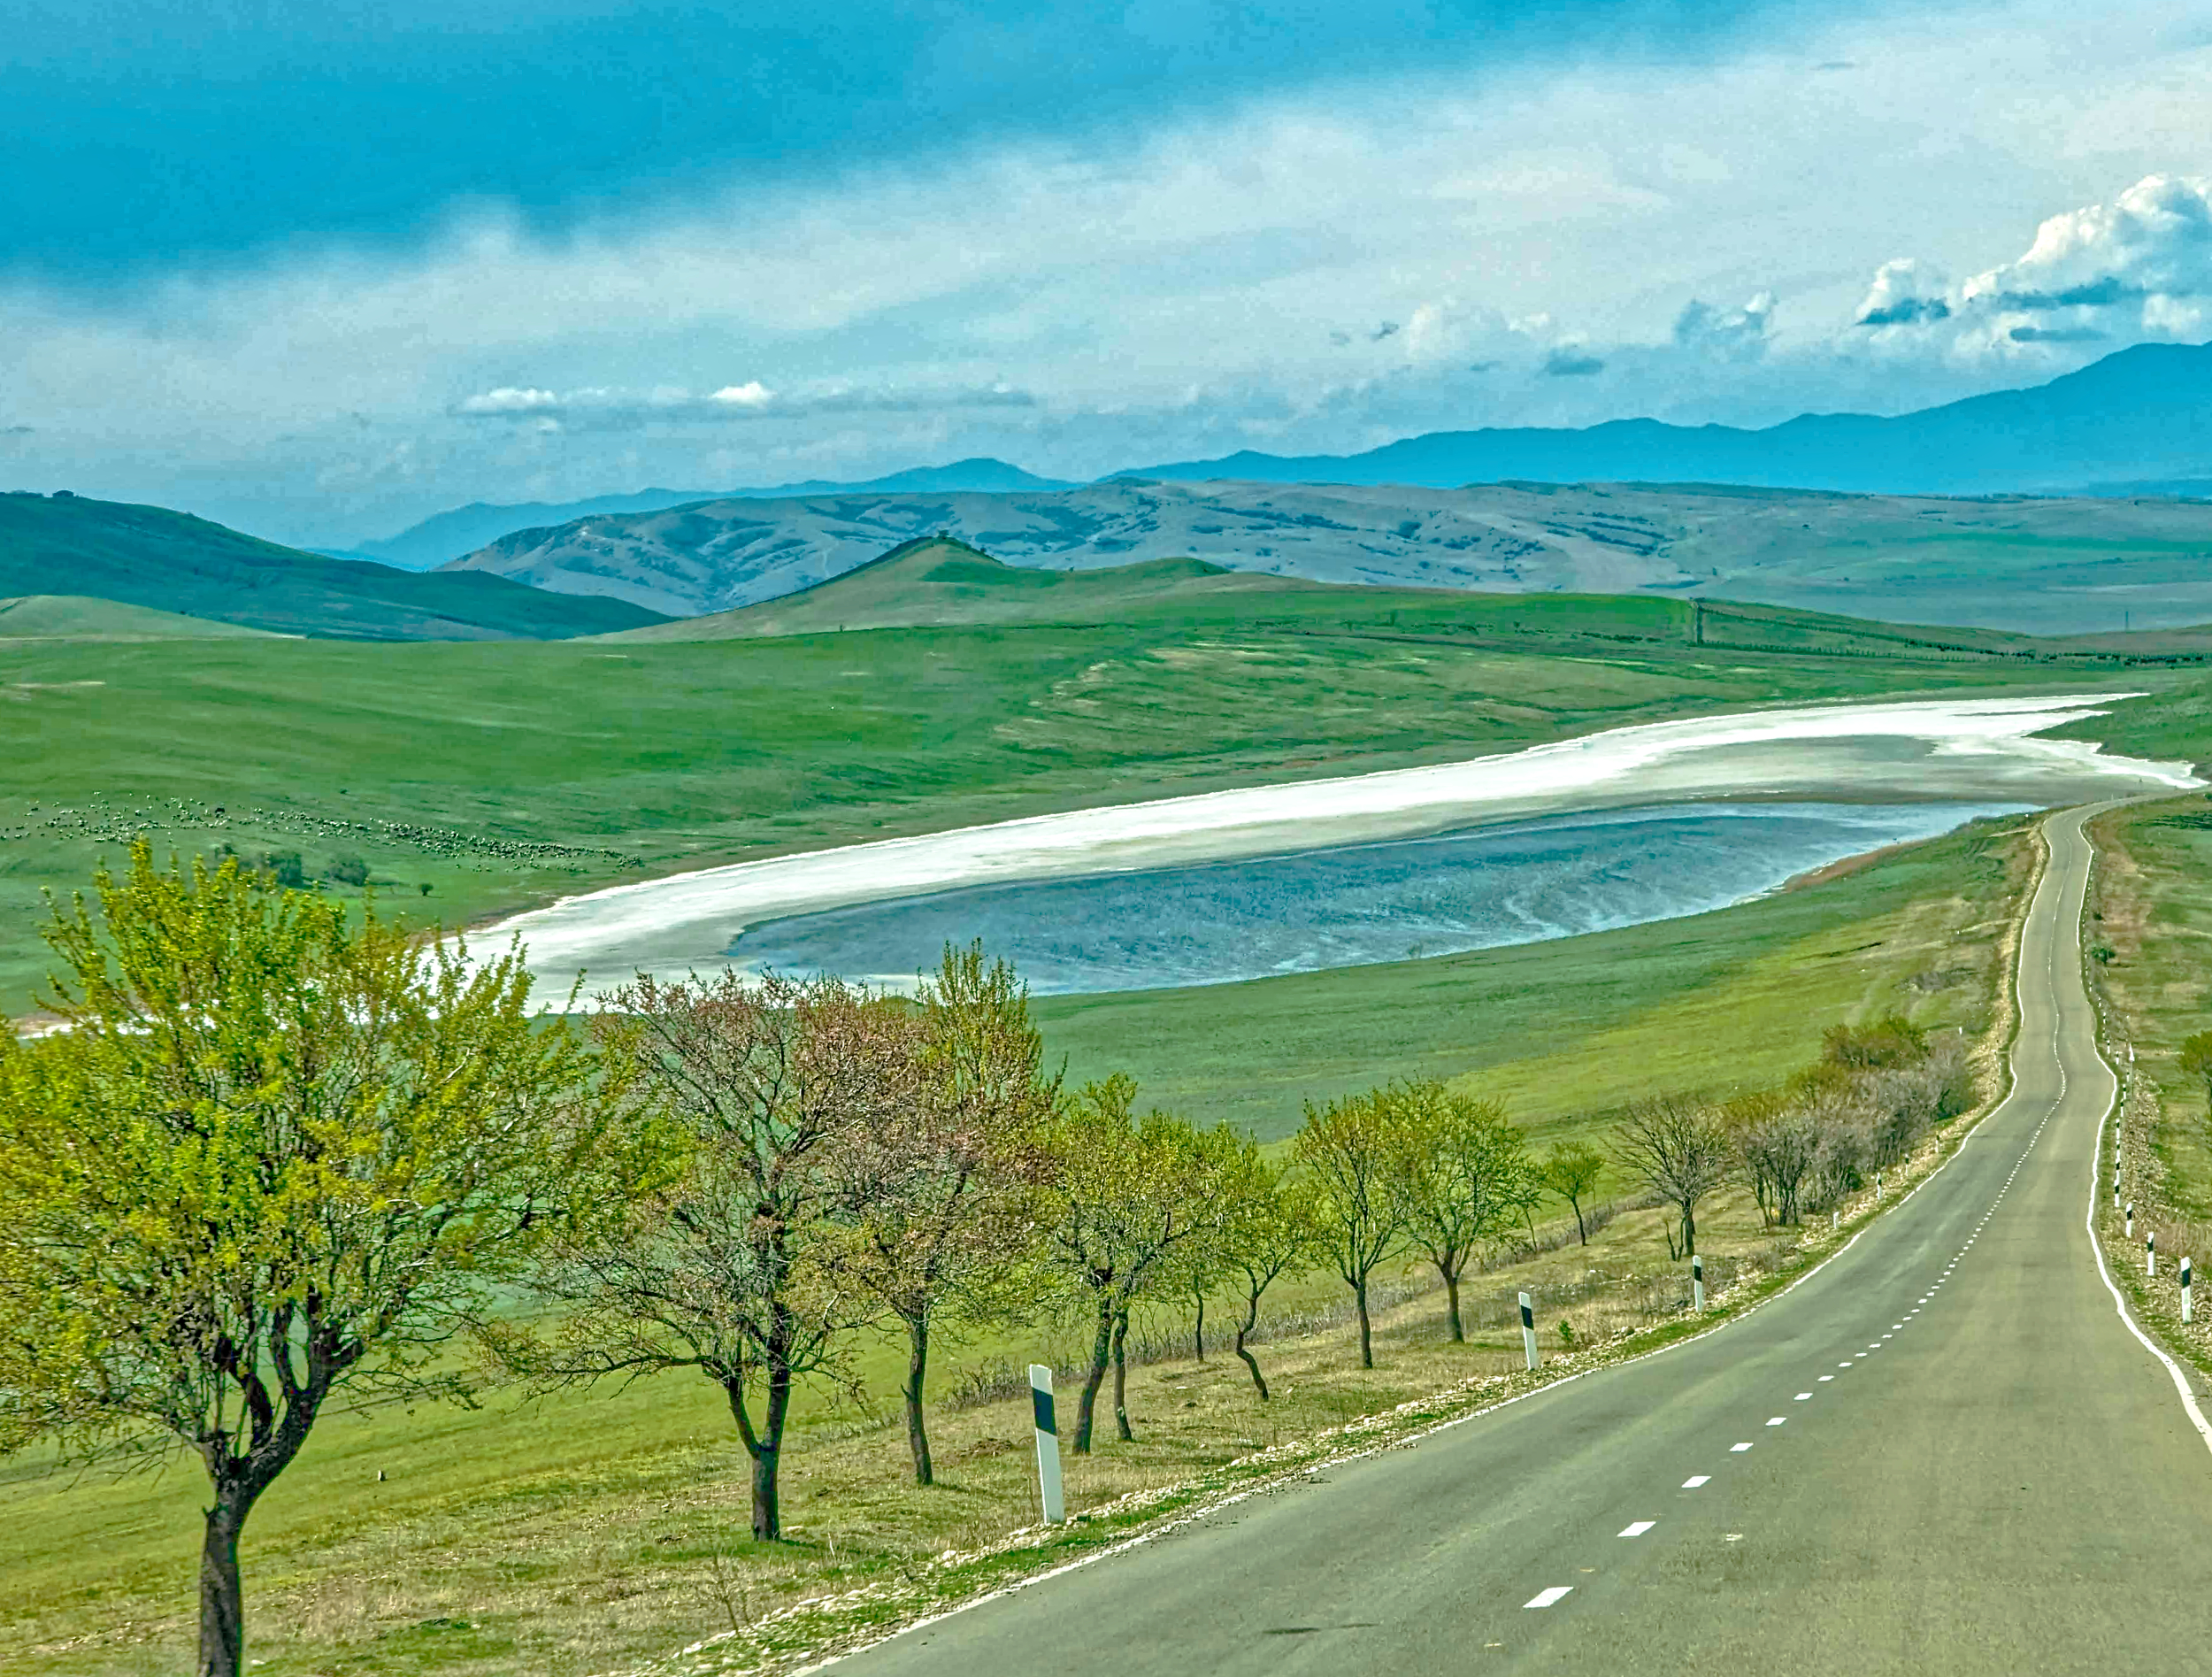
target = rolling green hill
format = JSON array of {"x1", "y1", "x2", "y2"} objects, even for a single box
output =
[
  {"x1": 4, "y1": 565, "x2": 2208, "y2": 1014},
  {"x1": 606, "y1": 536, "x2": 1317, "y2": 638},
  {"x1": 0, "y1": 491, "x2": 669, "y2": 641},
  {"x1": 0, "y1": 594, "x2": 280, "y2": 641}
]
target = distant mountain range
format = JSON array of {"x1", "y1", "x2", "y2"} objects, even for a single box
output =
[
  {"x1": 0, "y1": 491, "x2": 667, "y2": 640},
  {"x1": 351, "y1": 457, "x2": 1077, "y2": 569},
  {"x1": 380, "y1": 341, "x2": 2212, "y2": 570},
  {"x1": 438, "y1": 477, "x2": 2212, "y2": 636},
  {"x1": 1125, "y1": 342, "x2": 2212, "y2": 494}
]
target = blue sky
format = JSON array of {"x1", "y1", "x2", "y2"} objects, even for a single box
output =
[{"x1": 3, "y1": 0, "x2": 2208, "y2": 544}]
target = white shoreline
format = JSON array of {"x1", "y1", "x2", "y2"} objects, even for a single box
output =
[{"x1": 488, "y1": 693, "x2": 2200, "y2": 996}]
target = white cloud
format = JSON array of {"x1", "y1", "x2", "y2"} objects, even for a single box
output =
[
  {"x1": 1855, "y1": 174, "x2": 2212, "y2": 350},
  {"x1": 2, "y1": 0, "x2": 2208, "y2": 541},
  {"x1": 1674, "y1": 291, "x2": 1775, "y2": 361}
]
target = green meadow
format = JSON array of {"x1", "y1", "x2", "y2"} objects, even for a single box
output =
[{"x1": 4, "y1": 550, "x2": 2201, "y2": 1013}]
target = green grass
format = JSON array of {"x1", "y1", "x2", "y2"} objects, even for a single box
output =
[
  {"x1": 1039, "y1": 814, "x2": 2032, "y2": 1140},
  {"x1": 1, "y1": 581, "x2": 2187, "y2": 1015},
  {"x1": 0, "y1": 812, "x2": 2033, "y2": 1677},
  {"x1": 0, "y1": 595, "x2": 280, "y2": 641},
  {"x1": 2085, "y1": 796, "x2": 2212, "y2": 1218}
]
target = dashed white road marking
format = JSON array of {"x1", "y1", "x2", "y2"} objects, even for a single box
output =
[
  {"x1": 1619, "y1": 1521, "x2": 1656, "y2": 1537},
  {"x1": 1818, "y1": 1375, "x2": 1834, "y2": 1381},
  {"x1": 1682, "y1": 1475, "x2": 1709, "y2": 1488},
  {"x1": 1525, "y1": 1587, "x2": 1573, "y2": 1609},
  {"x1": 1731, "y1": 1442, "x2": 1754, "y2": 1452},
  {"x1": 1794, "y1": 1392, "x2": 1812, "y2": 1400},
  {"x1": 1766, "y1": 1417, "x2": 1787, "y2": 1427}
]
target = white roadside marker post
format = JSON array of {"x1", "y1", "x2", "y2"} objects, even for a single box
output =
[
  {"x1": 2127, "y1": 1202, "x2": 2135, "y2": 1240},
  {"x1": 2184, "y1": 1257, "x2": 2194, "y2": 1326},
  {"x1": 1876, "y1": 1171, "x2": 1884, "y2": 1202},
  {"x1": 2147, "y1": 1229, "x2": 2156, "y2": 1278},
  {"x1": 1693, "y1": 1253, "x2": 1706, "y2": 1313},
  {"x1": 1028, "y1": 1364, "x2": 1064, "y2": 1526},
  {"x1": 1519, "y1": 1291, "x2": 1539, "y2": 1371}
]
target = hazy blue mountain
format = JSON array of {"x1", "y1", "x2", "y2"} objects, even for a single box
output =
[
  {"x1": 359, "y1": 458, "x2": 1077, "y2": 569},
  {"x1": 1122, "y1": 342, "x2": 2212, "y2": 495}
]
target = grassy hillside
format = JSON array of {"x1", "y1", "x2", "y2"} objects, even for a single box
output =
[
  {"x1": 0, "y1": 491, "x2": 668, "y2": 641},
  {"x1": 4, "y1": 579, "x2": 2203, "y2": 1014},
  {"x1": 0, "y1": 593, "x2": 280, "y2": 640},
  {"x1": 608, "y1": 537, "x2": 1313, "y2": 639}
]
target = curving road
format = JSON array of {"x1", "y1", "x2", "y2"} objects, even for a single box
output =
[{"x1": 843, "y1": 806, "x2": 2212, "y2": 1674}]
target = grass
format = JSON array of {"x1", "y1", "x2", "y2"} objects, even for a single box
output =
[
  {"x1": 0, "y1": 813, "x2": 2036, "y2": 1676},
  {"x1": 2083, "y1": 795, "x2": 2212, "y2": 1217},
  {"x1": 1, "y1": 577, "x2": 2186, "y2": 1016}
]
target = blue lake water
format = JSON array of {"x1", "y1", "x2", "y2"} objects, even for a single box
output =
[{"x1": 726, "y1": 800, "x2": 2027, "y2": 995}]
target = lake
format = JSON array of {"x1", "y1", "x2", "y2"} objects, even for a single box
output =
[{"x1": 725, "y1": 799, "x2": 2025, "y2": 994}]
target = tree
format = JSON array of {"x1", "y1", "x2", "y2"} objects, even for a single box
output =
[
  {"x1": 830, "y1": 944, "x2": 1055, "y2": 1485},
  {"x1": 1726, "y1": 1092, "x2": 1820, "y2": 1227},
  {"x1": 1542, "y1": 1139, "x2": 1607, "y2": 1244},
  {"x1": 0, "y1": 844, "x2": 616, "y2": 1677},
  {"x1": 1186, "y1": 1135, "x2": 1317, "y2": 1401},
  {"x1": 519, "y1": 970, "x2": 905, "y2": 1540},
  {"x1": 1390, "y1": 1081, "x2": 1536, "y2": 1342},
  {"x1": 1613, "y1": 1095, "x2": 1732, "y2": 1259},
  {"x1": 1034, "y1": 1076, "x2": 1219, "y2": 1452},
  {"x1": 1294, "y1": 1088, "x2": 1414, "y2": 1368},
  {"x1": 1822, "y1": 1013, "x2": 1927, "y2": 1070}
]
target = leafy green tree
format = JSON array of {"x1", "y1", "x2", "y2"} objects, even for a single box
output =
[
  {"x1": 324, "y1": 853, "x2": 370, "y2": 888},
  {"x1": 1210, "y1": 1138, "x2": 1318, "y2": 1400},
  {"x1": 1035, "y1": 1076, "x2": 1220, "y2": 1451},
  {"x1": 1541, "y1": 1139, "x2": 1608, "y2": 1244},
  {"x1": 1391, "y1": 1081, "x2": 1537, "y2": 1341},
  {"x1": 0, "y1": 843, "x2": 617, "y2": 1677},
  {"x1": 1294, "y1": 1088, "x2": 1415, "y2": 1368},
  {"x1": 516, "y1": 971, "x2": 903, "y2": 1541},
  {"x1": 830, "y1": 944, "x2": 1056, "y2": 1485}
]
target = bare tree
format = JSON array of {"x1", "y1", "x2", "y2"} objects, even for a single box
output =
[
  {"x1": 1035, "y1": 1075, "x2": 1219, "y2": 1451},
  {"x1": 1541, "y1": 1139, "x2": 1607, "y2": 1244},
  {"x1": 830, "y1": 944, "x2": 1054, "y2": 1485},
  {"x1": 1614, "y1": 1095, "x2": 1732, "y2": 1259},
  {"x1": 1727, "y1": 1091, "x2": 1821, "y2": 1227},
  {"x1": 518, "y1": 971, "x2": 904, "y2": 1540},
  {"x1": 1389, "y1": 1081, "x2": 1537, "y2": 1342},
  {"x1": 1294, "y1": 1088, "x2": 1414, "y2": 1368}
]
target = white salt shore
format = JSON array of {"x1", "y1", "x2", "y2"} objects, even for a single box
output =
[{"x1": 487, "y1": 693, "x2": 2200, "y2": 996}]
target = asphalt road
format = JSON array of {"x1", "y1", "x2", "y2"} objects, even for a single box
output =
[{"x1": 844, "y1": 806, "x2": 2212, "y2": 1674}]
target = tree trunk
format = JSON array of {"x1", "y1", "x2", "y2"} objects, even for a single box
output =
[
  {"x1": 1681, "y1": 1203, "x2": 1696, "y2": 1260},
  {"x1": 1354, "y1": 1274, "x2": 1374, "y2": 1368},
  {"x1": 727, "y1": 1357, "x2": 793, "y2": 1540},
  {"x1": 1571, "y1": 1196, "x2": 1587, "y2": 1244},
  {"x1": 1234, "y1": 1288, "x2": 1270, "y2": 1401},
  {"x1": 1072, "y1": 1297, "x2": 1114, "y2": 1454},
  {"x1": 1111, "y1": 1310, "x2": 1133, "y2": 1442},
  {"x1": 197, "y1": 1488, "x2": 250, "y2": 1677},
  {"x1": 903, "y1": 1312, "x2": 933, "y2": 1487},
  {"x1": 1191, "y1": 1287, "x2": 1205, "y2": 1361},
  {"x1": 1443, "y1": 1263, "x2": 1464, "y2": 1343}
]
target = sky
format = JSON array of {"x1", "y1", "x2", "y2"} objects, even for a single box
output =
[{"x1": 2, "y1": 0, "x2": 2209, "y2": 547}]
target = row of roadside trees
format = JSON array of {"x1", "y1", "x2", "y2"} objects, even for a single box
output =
[{"x1": 0, "y1": 845, "x2": 1964, "y2": 1677}]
